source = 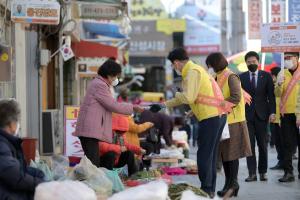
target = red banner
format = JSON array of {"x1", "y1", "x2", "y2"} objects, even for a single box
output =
[{"x1": 248, "y1": 0, "x2": 262, "y2": 39}]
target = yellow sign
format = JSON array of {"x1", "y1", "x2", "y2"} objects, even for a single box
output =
[
  {"x1": 156, "y1": 19, "x2": 186, "y2": 35},
  {"x1": 1, "y1": 53, "x2": 9, "y2": 62},
  {"x1": 130, "y1": 0, "x2": 168, "y2": 20},
  {"x1": 65, "y1": 106, "x2": 80, "y2": 120}
]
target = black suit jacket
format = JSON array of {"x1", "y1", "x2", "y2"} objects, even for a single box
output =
[{"x1": 239, "y1": 70, "x2": 276, "y2": 121}]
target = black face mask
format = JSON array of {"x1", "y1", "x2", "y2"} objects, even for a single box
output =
[{"x1": 247, "y1": 64, "x2": 258, "y2": 72}]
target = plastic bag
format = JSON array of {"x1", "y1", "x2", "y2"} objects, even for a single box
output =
[
  {"x1": 181, "y1": 190, "x2": 221, "y2": 200},
  {"x1": 220, "y1": 123, "x2": 230, "y2": 141},
  {"x1": 30, "y1": 160, "x2": 53, "y2": 181},
  {"x1": 108, "y1": 180, "x2": 168, "y2": 200},
  {"x1": 52, "y1": 155, "x2": 69, "y2": 180},
  {"x1": 102, "y1": 168, "x2": 125, "y2": 193},
  {"x1": 68, "y1": 156, "x2": 113, "y2": 196},
  {"x1": 34, "y1": 180, "x2": 97, "y2": 200},
  {"x1": 172, "y1": 130, "x2": 188, "y2": 143}
]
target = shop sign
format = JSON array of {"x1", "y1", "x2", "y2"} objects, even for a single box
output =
[
  {"x1": 156, "y1": 19, "x2": 186, "y2": 35},
  {"x1": 64, "y1": 106, "x2": 83, "y2": 157},
  {"x1": 175, "y1": 0, "x2": 221, "y2": 55},
  {"x1": 11, "y1": 0, "x2": 60, "y2": 25},
  {"x1": 130, "y1": 0, "x2": 168, "y2": 20},
  {"x1": 129, "y1": 21, "x2": 173, "y2": 57},
  {"x1": 78, "y1": 3, "x2": 120, "y2": 19},
  {"x1": 76, "y1": 58, "x2": 107, "y2": 77},
  {"x1": 261, "y1": 22, "x2": 300, "y2": 52},
  {"x1": 248, "y1": 0, "x2": 262, "y2": 39},
  {"x1": 270, "y1": 0, "x2": 286, "y2": 23},
  {"x1": 288, "y1": 0, "x2": 300, "y2": 22}
]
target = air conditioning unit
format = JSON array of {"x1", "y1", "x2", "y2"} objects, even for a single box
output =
[{"x1": 41, "y1": 110, "x2": 60, "y2": 155}]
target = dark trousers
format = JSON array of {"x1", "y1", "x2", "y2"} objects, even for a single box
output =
[
  {"x1": 246, "y1": 115, "x2": 268, "y2": 175},
  {"x1": 140, "y1": 141, "x2": 155, "y2": 169},
  {"x1": 223, "y1": 159, "x2": 239, "y2": 187},
  {"x1": 280, "y1": 114, "x2": 300, "y2": 174},
  {"x1": 100, "y1": 151, "x2": 137, "y2": 176},
  {"x1": 79, "y1": 137, "x2": 100, "y2": 167},
  {"x1": 270, "y1": 123, "x2": 284, "y2": 166},
  {"x1": 197, "y1": 115, "x2": 226, "y2": 193}
]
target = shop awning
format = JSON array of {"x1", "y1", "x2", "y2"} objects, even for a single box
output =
[{"x1": 72, "y1": 41, "x2": 118, "y2": 58}]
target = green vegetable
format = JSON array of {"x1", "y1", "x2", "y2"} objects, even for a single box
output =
[{"x1": 168, "y1": 183, "x2": 208, "y2": 200}]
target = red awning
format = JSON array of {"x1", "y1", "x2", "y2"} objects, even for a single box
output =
[{"x1": 72, "y1": 41, "x2": 118, "y2": 58}]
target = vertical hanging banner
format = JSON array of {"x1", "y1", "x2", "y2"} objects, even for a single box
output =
[
  {"x1": 289, "y1": 0, "x2": 300, "y2": 22},
  {"x1": 64, "y1": 106, "x2": 84, "y2": 157},
  {"x1": 248, "y1": 0, "x2": 262, "y2": 39},
  {"x1": 270, "y1": 0, "x2": 286, "y2": 22}
]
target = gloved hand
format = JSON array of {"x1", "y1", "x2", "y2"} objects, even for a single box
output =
[{"x1": 277, "y1": 70, "x2": 285, "y2": 86}]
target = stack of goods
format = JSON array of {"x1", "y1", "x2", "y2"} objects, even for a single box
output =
[{"x1": 168, "y1": 183, "x2": 208, "y2": 200}]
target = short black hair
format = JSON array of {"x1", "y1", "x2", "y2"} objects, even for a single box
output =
[
  {"x1": 205, "y1": 52, "x2": 228, "y2": 72},
  {"x1": 0, "y1": 99, "x2": 20, "y2": 128},
  {"x1": 245, "y1": 51, "x2": 260, "y2": 62},
  {"x1": 284, "y1": 52, "x2": 299, "y2": 57},
  {"x1": 270, "y1": 67, "x2": 281, "y2": 77},
  {"x1": 97, "y1": 59, "x2": 122, "y2": 78},
  {"x1": 167, "y1": 47, "x2": 189, "y2": 63}
]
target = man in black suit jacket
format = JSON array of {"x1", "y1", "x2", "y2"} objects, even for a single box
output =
[{"x1": 239, "y1": 51, "x2": 276, "y2": 182}]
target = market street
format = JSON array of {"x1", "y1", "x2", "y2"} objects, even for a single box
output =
[{"x1": 173, "y1": 146, "x2": 300, "y2": 200}]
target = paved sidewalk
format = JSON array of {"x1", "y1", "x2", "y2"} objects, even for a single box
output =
[{"x1": 173, "y1": 145, "x2": 300, "y2": 200}]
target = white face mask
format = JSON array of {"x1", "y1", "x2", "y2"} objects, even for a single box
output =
[
  {"x1": 208, "y1": 68, "x2": 216, "y2": 77},
  {"x1": 14, "y1": 122, "x2": 20, "y2": 136},
  {"x1": 175, "y1": 69, "x2": 182, "y2": 76},
  {"x1": 284, "y1": 60, "x2": 294, "y2": 69},
  {"x1": 111, "y1": 78, "x2": 119, "y2": 86}
]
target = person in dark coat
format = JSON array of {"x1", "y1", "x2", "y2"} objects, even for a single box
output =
[
  {"x1": 0, "y1": 99, "x2": 44, "y2": 200},
  {"x1": 139, "y1": 109, "x2": 174, "y2": 153},
  {"x1": 239, "y1": 51, "x2": 276, "y2": 182}
]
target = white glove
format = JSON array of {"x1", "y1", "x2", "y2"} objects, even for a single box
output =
[{"x1": 276, "y1": 71, "x2": 284, "y2": 86}]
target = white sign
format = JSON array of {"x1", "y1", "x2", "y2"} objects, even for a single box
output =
[
  {"x1": 78, "y1": 3, "x2": 120, "y2": 19},
  {"x1": 261, "y1": 22, "x2": 300, "y2": 52},
  {"x1": 60, "y1": 44, "x2": 74, "y2": 61},
  {"x1": 64, "y1": 106, "x2": 83, "y2": 157},
  {"x1": 11, "y1": 0, "x2": 60, "y2": 25}
]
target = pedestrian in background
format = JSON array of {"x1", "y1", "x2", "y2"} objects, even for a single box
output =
[
  {"x1": 269, "y1": 67, "x2": 284, "y2": 170},
  {"x1": 239, "y1": 51, "x2": 276, "y2": 182},
  {"x1": 164, "y1": 48, "x2": 227, "y2": 198},
  {"x1": 206, "y1": 52, "x2": 252, "y2": 198},
  {"x1": 74, "y1": 59, "x2": 144, "y2": 167},
  {"x1": 276, "y1": 52, "x2": 300, "y2": 182}
]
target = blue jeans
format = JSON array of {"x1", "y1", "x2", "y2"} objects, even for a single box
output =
[{"x1": 197, "y1": 115, "x2": 226, "y2": 193}]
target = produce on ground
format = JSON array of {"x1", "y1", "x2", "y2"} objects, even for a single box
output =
[{"x1": 168, "y1": 183, "x2": 208, "y2": 200}]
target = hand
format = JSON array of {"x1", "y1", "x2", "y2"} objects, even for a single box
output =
[
  {"x1": 146, "y1": 122, "x2": 154, "y2": 127},
  {"x1": 121, "y1": 146, "x2": 127, "y2": 152},
  {"x1": 185, "y1": 110, "x2": 194, "y2": 118},
  {"x1": 133, "y1": 105, "x2": 144, "y2": 113},
  {"x1": 277, "y1": 71, "x2": 285, "y2": 86},
  {"x1": 141, "y1": 148, "x2": 146, "y2": 155},
  {"x1": 296, "y1": 119, "x2": 300, "y2": 127},
  {"x1": 269, "y1": 114, "x2": 276, "y2": 123}
]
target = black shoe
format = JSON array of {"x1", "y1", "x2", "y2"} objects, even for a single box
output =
[
  {"x1": 245, "y1": 174, "x2": 257, "y2": 182},
  {"x1": 217, "y1": 179, "x2": 230, "y2": 197},
  {"x1": 278, "y1": 173, "x2": 295, "y2": 182},
  {"x1": 224, "y1": 180, "x2": 239, "y2": 198},
  {"x1": 270, "y1": 164, "x2": 284, "y2": 170},
  {"x1": 207, "y1": 192, "x2": 215, "y2": 199},
  {"x1": 260, "y1": 173, "x2": 268, "y2": 181}
]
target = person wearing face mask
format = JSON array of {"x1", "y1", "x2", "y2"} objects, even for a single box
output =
[
  {"x1": 164, "y1": 48, "x2": 227, "y2": 198},
  {"x1": 0, "y1": 99, "x2": 45, "y2": 200},
  {"x1": 206, "y1": 52, "x2": 252, "y2": 198},
  {"x1": 275, "y1": 52, "x2": 300, "y2": 182},
  {"x1": 74, "y1": 59, "x2": 144, "y2": 167},
  {"x1": 239, "y1": 51, "x2": 276, "y2": 182}
]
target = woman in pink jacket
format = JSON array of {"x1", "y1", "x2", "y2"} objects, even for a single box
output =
[{"x1": 74, "y1": 59, "x2": 144, "y2": 167}]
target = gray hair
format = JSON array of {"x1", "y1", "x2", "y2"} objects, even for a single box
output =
[{"x1": 0, "y1": 98, "x2": 21, "y2": 128}]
